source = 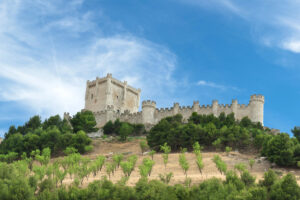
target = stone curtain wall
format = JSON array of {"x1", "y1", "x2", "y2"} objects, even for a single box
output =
[{"x1": 91, "y1": 94, "x2": 264, "y2": 129}]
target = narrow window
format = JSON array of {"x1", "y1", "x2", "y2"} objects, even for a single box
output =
[{"x1": 91, "y1": 94, "x2": 93, "y2": 99}]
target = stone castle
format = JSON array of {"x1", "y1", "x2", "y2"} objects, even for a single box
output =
[{"x1": 73, "y1": 74, "x2": 264, "y2": 129}]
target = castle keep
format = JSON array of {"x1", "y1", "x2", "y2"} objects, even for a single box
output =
[{"x1": 83, "y1": 74, "x2": 264, "y2": 129}]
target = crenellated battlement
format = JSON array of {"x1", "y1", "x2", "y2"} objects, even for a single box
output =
[
  {"x1": 83, "y1": 74, "x2": 265, "y2": 129},
  {"x1": 142, "y1": 100, "x2": 156, "y2": 108},
  {"x1": 250, "y1": 94, "x2": 265, "y2": 103}
]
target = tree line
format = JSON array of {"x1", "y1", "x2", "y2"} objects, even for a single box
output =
[
  {"x1": 0, "y1": 111, "x2": 98, "y2": 158},
  {"x1": 146, "y1": 112, "x2": 300, "y2": 167}
]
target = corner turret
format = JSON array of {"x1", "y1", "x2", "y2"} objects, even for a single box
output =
[
  {"x1": 142, "y1": 100, "x2": 156, "y2": 124},
  {"x1": 249, "y1": 94, "x2": 264, "y2": 125}
]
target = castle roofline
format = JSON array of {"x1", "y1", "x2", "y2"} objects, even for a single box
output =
[{"x1": 87, "y1": 73, "x2": 141, "y2": 94}]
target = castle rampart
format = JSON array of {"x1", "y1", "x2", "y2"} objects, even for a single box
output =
[{"x1": 77, "y1": 74, "x2": 264, "y2": 129}]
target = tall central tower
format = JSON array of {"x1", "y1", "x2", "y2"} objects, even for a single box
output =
[{"x1": 84, "y1": 73, "x2": 141, "y2": 113}]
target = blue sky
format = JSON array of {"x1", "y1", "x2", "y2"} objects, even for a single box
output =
[{"x1": 0, "y1": 0, "x2": 299, "y2": 137}]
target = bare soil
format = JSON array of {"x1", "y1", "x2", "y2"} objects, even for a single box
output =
[{"x1": 62, "y1": 137, "x2": 300, "y2": 187}]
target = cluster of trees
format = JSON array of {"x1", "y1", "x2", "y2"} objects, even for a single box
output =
[
  {"x1": 147, "y1": 112, "x2": 300, "y2": 167},
  {"x1": 0, "y1": 111, "x2": 97, "y2": 157},
  {"x1": 1, "y1": 147, "x2": 300, "y2": 200},
  {"x1": 103, "y1": 119, "x2": 145, "y2": 141}
]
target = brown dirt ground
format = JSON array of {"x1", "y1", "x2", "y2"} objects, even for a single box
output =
[{"x1": 61, "y1": 138, "x2": 300, "y2": 187}]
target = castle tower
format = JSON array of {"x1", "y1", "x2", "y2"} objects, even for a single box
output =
[
  {"x1": 249, "y1": 94, "x2": 264, "y2": 125},
  {"x1": 192, "y1": 101, "x2": 199, "y2": 112},
  {"x1": 212, "y1": 100, "x2": 219, "y2": 116},
  {"x1": 231, "y1": 99, "x2": 238, "y2": 118},
  {"x1": 84, "y1": 73, "x2": 141, "y2": 114},
  {"x1": 142, "y1": 100, "x2": 156, "y2": 124},
  {"x1": 173, "y1": 103, "x2": 180, "y2": 115}
]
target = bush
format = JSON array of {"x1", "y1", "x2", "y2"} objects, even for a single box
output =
[
  {"x1": 119, "y1": 123, "x2": 134, "y2": 141},
  {"x1": 70, "y1": 111, "x2": 98, "y2": 133}
]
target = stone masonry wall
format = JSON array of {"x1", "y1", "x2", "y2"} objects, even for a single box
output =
[{"x1": 90, "y1": 95, "x2": 264, "y2": 130}]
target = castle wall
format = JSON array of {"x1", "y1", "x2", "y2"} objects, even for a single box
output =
[
  {"x1": 85, "y1": 79, "x2": 107, "y2": 112},
  {"x1": 82, "y1": 75, "x2": 264, "y2": 130},
  {"x1": 84, "y1": 74, "x2": 141, "y2": 114}
]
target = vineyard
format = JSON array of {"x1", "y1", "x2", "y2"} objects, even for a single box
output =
[{"x1": 62, "y1": 138, "x2": 300, "y2": 187}]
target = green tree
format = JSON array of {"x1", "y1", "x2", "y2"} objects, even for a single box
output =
[
  {"x1": 292, "y1": 126, "x2": 300, "y2": 142},
  {"x1": 71, "y1": 111, "x2": 98, "y2": 133},
  {"x1": 149, "y1": 150, "x2": 156, "y2": 160},
  {"x1": 264, "y1": 133, "x2": 295, "y2": 166},
  {"x1": 160, "y1": 143, "x2": 171, "y2": 169},
  {"x1": 196, "y1": 155, "x2": 204, "y2": 175},
  {"x1": 179, "y1": 152, "x2": 189, "y2": 177},
  {"x1": 119, "y1": 123, "x2": 133, "y2": 141},
  {"x1": 269, "y1": 173, "x2": 300, "y2": 200},
  {"x1": 103, "y1": 120, "x2": 114, "y2": 135}
]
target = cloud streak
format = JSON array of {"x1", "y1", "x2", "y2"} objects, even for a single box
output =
[
  {"x1": 179, "y1": 0, "x2": 300, "y2": 54},
  {"x1": 197, "y1": 80, "x2": 238, "y2": 91},
  {"x1": 0, "y1": 0, "x2": 177, "y2": 120}
]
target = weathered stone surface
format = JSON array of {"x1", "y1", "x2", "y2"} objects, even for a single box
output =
[{"x1": 82, "y1": 74, "x2": 264, "y2": 129}]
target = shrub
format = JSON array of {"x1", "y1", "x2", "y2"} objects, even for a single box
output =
[
  {"x1": 160, "y1": 143, "x2": 171, "y2": 169},
  {"x1": 159, "y1": 172, "x2": 173, "y2": 184},
  {"x1": 196, "y1": 155, "x2": 204, "y2": 175},
  {"x1": 179, "y1": 152, "x2": 189, "y2": 177},
  {"x1": 225, "y1": 146, "x2": 232, "y2": 156},
  {"x1": 249, "y1": 159, "x2": 255, "y2": 170},
  {"x1": 119, "y1": 123, "x2": 134, "y2": 141},
  {"x1": 140, "y1": 140, "x2": 149, "y2": 154}
]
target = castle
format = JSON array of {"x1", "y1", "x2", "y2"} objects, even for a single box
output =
[{"x1": 79, "y1": 74, "x2": 264, "y2": 129}]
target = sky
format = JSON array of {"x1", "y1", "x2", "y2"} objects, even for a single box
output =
[{"x1": 0, "y1": 0, "x2": 299, "y2": 137}]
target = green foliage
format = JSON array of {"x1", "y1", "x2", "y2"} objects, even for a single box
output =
[
  {"x1": 212, "y1": 155, "x2": 227, "y2": 175},
  {"x1": 119, "y1": 123, "x2": 134, "y2": 141},
  {"x1": 158, "y1": 172, "x2": 173, "y2": 184},
  {"x1": 263, "y1": 133, "x2": 296, "y2": 166},
  {"x1": 196, "y1": 155, "x2": 204, "y2": 174},
  {"x1": 292, "y1": 126, "x2": 300, "y2": 142},
  {"x1": 103, "y1": 119, "x2": 145, "y2": 136},
  {"x1": 112, "y1": 154, "x2": 124, "y2": 168},
  {"x1": 70, "y1": 110, "x2": 98, "y2": 133},
  {"x1": 249, "y1": 159, "x2": 255, "y2": 169},
  {"x1": 149, "y1": 150, "x2": 156, "y2": 160},
  {"x1": 147, "y1": 112, "x2": 300, "y2": 168},
  {"x1": 234, "y1": 163, "x2": 247, "y2": 174},
  {"x1": 225, "y1": 146, "x2": 232, "y2": 155},
  {"x1": 179, "y1": 152, "x2": 189, "y2": 177},
  {"x1": 139, "y1": 158, "x2": 155, "y2": 177},
  {"x1": 241, "y1": 170, "x2": 256, "y2": 187},
  {"x1": 269, "y1": 173, "x2": 300, "y2": 200},
  {"x1": 192, "y1": 142, "x2": 202, "y2": 156},
  {"x1": 0, "y1": 114, "x2": 93, "y2": 159},
  {"x1": 64, "y1": 147, "x2": 78, "y2": 155},
  {"x1": 259, "y1": 169, "x2": 278, "y2": 190},
  {"x1": 35, "y1": 147, "x2": 51, "y2": 165},
  {"x1": 103, "y1": 120, "x2": 114, "y2": 135},
  {"x1": 147, "y1": 113, "x2": 256, "y2": 152},
  {"x1": 160, "y1": 143, "x2": 171, "y2": 169},
  {"x1": 1, "y1": 155, "x2": 300, "y2": 200},
  {"x1": 140, "y1": 140, "x2": 149, "y2": 154}
]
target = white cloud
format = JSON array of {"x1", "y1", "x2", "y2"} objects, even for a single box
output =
[
  {"x1": 0, "y1": 0, "x2": 177, "y2": 119},
  {"x1": 178, "y1": 0, "x2": 300, "y2": 54},
  {"x1": 197, "y1": 80, "x2": 239, "y2": 91},
  {"x1": 282, "y1": 40, "x2": 300, "y2": 53}
]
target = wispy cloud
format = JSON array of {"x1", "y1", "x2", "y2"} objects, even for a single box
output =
[
  {"x1": 197, "y1": 80, "x2": 239, "y2": 91},
  {"x1": 0, "y1": 0, "x2": 177, "y2": 119},
  {"x1": 178, "y1": 0, "x2": 300, "y2": 54}
]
